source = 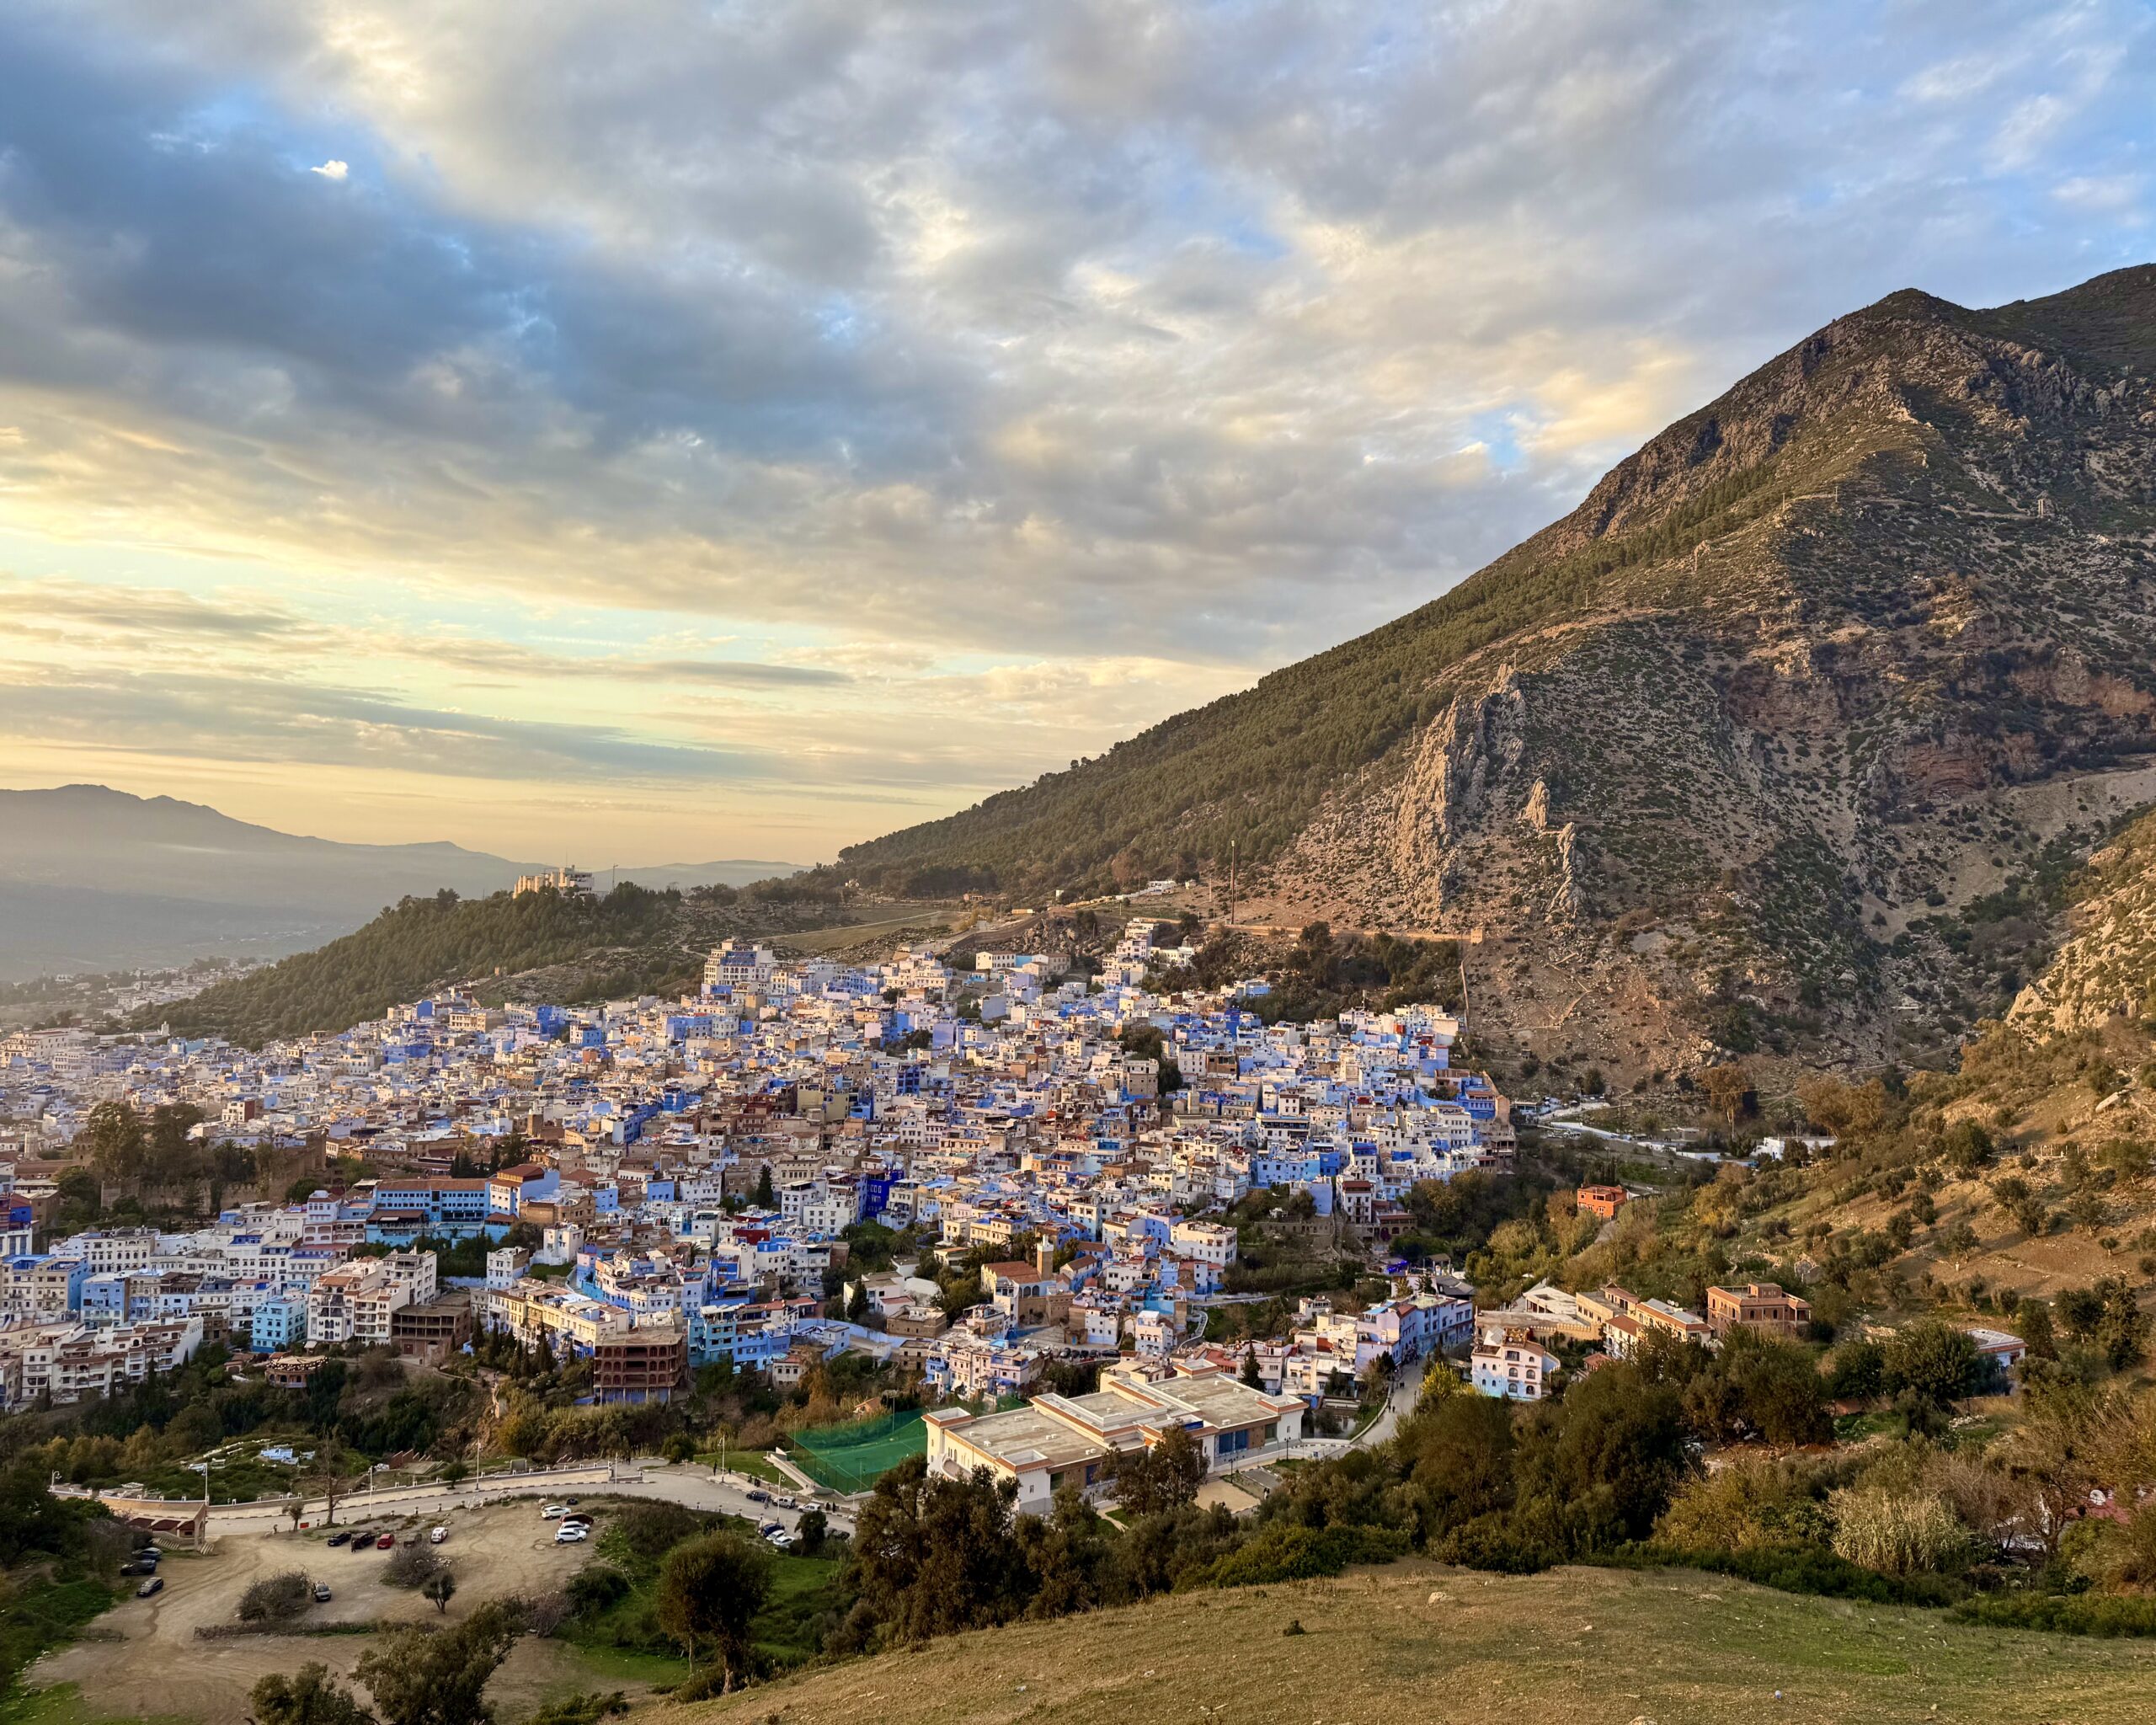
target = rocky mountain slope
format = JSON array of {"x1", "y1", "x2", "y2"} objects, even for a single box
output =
[
  {"x1": 2009, "y1": 807, "x2": 2156, "y2": 1035},
  {"x1": 841, "y1": 266, "x2": 2156, "y2": 1073}
]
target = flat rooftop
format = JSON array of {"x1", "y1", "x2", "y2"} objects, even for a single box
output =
[{"x1": 946, "y1": 1403, "x2": 1107, "y2": 1471}]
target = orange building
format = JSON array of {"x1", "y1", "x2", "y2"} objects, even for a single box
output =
[
  {"x1": 1577, "y1": 1184, "x2": 1628, "y2": 1220},
  {"x1": 1705, "y1": 1282, "x2": 1812, "y2": 1339}
]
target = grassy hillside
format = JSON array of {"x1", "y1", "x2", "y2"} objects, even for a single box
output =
[
  {"x1": 639, "y1": 1559, "x2": 2156, "y2": 1725},
  {"x1": 136, "y1": 883, "x2": 857, "y2": 1045}
]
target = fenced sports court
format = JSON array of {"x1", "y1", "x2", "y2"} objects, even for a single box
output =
[{"x1": 787, "y1": 1407, "x2": 927, "y2": 1493}]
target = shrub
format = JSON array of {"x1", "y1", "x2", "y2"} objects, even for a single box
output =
[
  {"x1": 237, "y1": 1570, "x2": 316, "y2": 1624},
  {"x1": 382, "y1": 1542, "x2": 443, "y2": 1589},
  {"x1": 1609, "y1": 1544, "x2": 1961, "y2": 1606},
  {"x1": 612, "y1": 1499, "x2": 705, "y2": 1562},
  {"x1": 1951, "y1": 1592, "x2": 2156, "y2": 1637},
  {"x1": 567, "y1": 1566, "x2": 632, "y2": 1616},
  {"x1": 1180, "y1": 1521, "x2": 1407, "y2": 1589}
]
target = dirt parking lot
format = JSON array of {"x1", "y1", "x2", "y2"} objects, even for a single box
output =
[{"x1": 35, "y1": 1501, "x2": 637, "y2": 1724}]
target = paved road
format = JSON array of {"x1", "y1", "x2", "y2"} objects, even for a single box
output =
[{"x1": 1289, "y1": 1371, "x2": 1421, "y2": 1461}]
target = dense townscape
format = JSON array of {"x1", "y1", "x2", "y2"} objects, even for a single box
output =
[{"x1": 0, "y1": 920, "x2": 1508, "y2": 1466}]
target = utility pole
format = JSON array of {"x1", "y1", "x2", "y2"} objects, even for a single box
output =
[{"x1": 1227, "y1": 838, "x2": 1237, "y2": 929}]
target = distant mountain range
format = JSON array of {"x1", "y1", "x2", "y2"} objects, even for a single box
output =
[
  {"x1": 839, "y1": 264, "x2": 2156, "y2": 1072},
  {"x1": 0, "y1": 784, "x2": 804, "y2": 980}
]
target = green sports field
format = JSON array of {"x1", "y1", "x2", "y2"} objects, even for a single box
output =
[{"x1": 787, "y1": 1408, "x2": 927, "y2": 1493}]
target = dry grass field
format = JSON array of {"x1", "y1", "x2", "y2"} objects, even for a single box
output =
[{"x1": 638, "y1": 1560, "x2": 2156, "y2": 1725}]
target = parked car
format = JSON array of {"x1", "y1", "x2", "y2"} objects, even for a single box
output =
[
  {"x1": 743, "y1": 1488, "x2": 769, "y2": 1503},
  {"x1": 351, "y1": 1535, "x2": 378, "y2": 1555},
  {"x1": 312, "y1": 1583, "x2": 333, "y2": 1603},
  {"x1": 764, "y1": 1530, "x2": 794, "y2": 1550},
  {"x1": 429, "y1": 1526, "x2": 448, "y2": 1545},
  {"x1": 376, "y1": 1533, "x2": 395, "y2": 1550},
  {"x1": 553, "y1": 1525, "x2": 589, "y2": 1545},
  {"x1": 774, "y1": 1494, "x2": 796, "y2": 1509},
  {"x1": 541, "y1": 1503, "x2": 568, "y2": 1519},
  {"x1": 140, "y1": 1546, "x2": 163, "y2": 1560},
  {"x1": 758, "y1": 1520, "x2": 783, "y2": 1538},
  {"x1": 564, "y1": 1498, "x2": 579, "y2": 1506},
  {"x1": 325, "y1": 1530, "x2": 350, "y2": 1548},
  {"x1": 136, "y1": 1578, "x2": 163, "y2": 1598}
]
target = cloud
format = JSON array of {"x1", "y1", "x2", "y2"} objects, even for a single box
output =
[{"x1": 0, "y1": 0, "x2": 2151, "y2": 857}]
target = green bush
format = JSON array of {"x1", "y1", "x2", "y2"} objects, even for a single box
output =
[
  {"x1": 1612, "y1": 1543, "x2": 1962, "y2": 1606},
  {"x1": 1951, "y1": 1592, "x2": 2156, "y2": 1637},
  {"x1": 1180, "y1": 1521, "x2": 1408, "y2": 1589}
]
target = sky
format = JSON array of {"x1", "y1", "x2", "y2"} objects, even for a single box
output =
[{"x1": 0, "y1": 1, "x2": 2149, "y2": 866}]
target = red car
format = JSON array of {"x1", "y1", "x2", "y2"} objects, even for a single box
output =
[{"x1": 376, "y1": 1533, "x2": 395, "y2": 1549}]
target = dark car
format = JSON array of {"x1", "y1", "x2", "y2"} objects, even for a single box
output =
[
  {"x1": 136, "y1": 1577, "x2": 163, "y2": 1598},
  {"x1": 351, "y1": 1535, "x2": 377, "y2": 1554},
  {"x1": 313, "y1": 1583, "x2": 333, "y2": 1603},
  {"x1": 744, "y1": 1488, "x2": 769, "y2": 1503},
  {"x1": 325, "y1": 1530, "x2": 350, "y2": 1547}
]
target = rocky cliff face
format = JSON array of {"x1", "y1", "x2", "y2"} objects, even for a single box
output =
[
  {"x1": 850, "y1": 266, "x2": 2156, "y2": 1073},
  {"x1": 2009, "y1": 809, "x2": 2156, "y2": 1037}
]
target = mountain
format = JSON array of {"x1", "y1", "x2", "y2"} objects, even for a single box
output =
[
  {"x1": 837, "y1": 264, "x2": 2156, "y2": 1073},
  {"x1": 0, "y1": 785, "x2": 805, "y2": 980}
]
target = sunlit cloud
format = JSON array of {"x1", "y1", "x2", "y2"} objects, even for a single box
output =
[{"x1": 0, "y1": 0, "x2": 2149, "y2": 860}]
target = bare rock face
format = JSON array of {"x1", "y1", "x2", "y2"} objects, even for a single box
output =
[
  {"x1": 1390, "y1": 669, "x2": 1527, "y2": 913},
  {"x1": 2009, "y1": 812, "x2": 2156, "y2": 1036},
  {"x1": 846, "y1": 265, "x2": 2156, "y2": 1067}
]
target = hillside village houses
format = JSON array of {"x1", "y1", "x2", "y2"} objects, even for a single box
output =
[
  {"x1": 0, "y1": 921, "x2": 1519, "y2": 1430},
  {"x1": 1, "y1": 919, "x2": 1882, "y2": 1479}
]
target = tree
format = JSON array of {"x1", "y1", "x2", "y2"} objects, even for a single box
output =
[
  {"x1": 652, "y1": 1531, "x2": 775, "y2": 1687},
  {"x1": 250, "y1": 1664, "x2": 376, "y2": 1725},
  {"x1": 422, "y1": 1569, "x2": 458, "y2": 1614},
  {"x1": 1826, "y1": 1338, "x2": 1886, "y2": 1402},
  {"x1": 355, "y1": 1599, "x2": 525, "y2": 1725},
  {"x1": 1939, "y1": 1120, "x2": 1994, "y2": 1176},
  {"x1": 846, "y1": 1282, "x2": 870, "y2": 1324},
  {"x1": 84, "y1": 1100, "x2": 146, "y2": 1181},
  {"x1": 1111, "y1": 1425, "x2": 1206, "y2": 1516},
  {"x1": 1546, "y1": 1365, "x2": 1693, "y2": 1543},
  {"x1": 1239, "y1": 1348, "x2": 1262, "y2": 1390},
  {"x1": 1697, "y1": 1332, "x2": 1831, "y2": 1447},
  {"x1": 1700, "y1": 1064, "x2": 1753, "y2": 1128},
  {"x1": 847, "y1": 1456, "x2": 1032, "y2": 1642},
  {"x1": 2056, "y1": 1277, "x2": 2151, "y2": 1372},
  {"x1": 660, "y1": 1432, "x2": 696, "y2": 1465},
  {"x1": 753, "y1": 1165, "x2": 776, "y2": 1210},
  {"x1": 1882, "y1": 1318, "x2": 1983, "y2": 1408},
  {"x1": 794, "y1": 1507, "x2": 830, "y2": 1557}
]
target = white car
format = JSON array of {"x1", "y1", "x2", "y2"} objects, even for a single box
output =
[
  {"x1": 429, "y1": 1526, "x2": 448, "y2": 1545},
  {"x1": 541, "y1": 1504, "x2": 568, "y2": 1519},
  {"x1": 764, "y1": 1529, "x2": 794, "y2": 1549},
  {"x1": 553, "y1": 1524, "x2": 589, "y2": 1545}
]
